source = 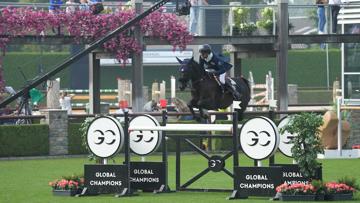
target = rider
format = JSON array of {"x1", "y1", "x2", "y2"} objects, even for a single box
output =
[{"x1": 198, "y1": 44, "x2": 241, "y2": 100}]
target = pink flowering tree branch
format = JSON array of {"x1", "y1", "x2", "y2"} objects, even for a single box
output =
[{"x1": 0, "y1": 7, "x2": 193, "y2": 92}]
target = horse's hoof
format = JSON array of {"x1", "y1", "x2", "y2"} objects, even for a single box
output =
[
  {"x1": 194, "y1": 116, "x2": 202, "y2": 122},
  {"x1": 202, "y1": 114, "x2": 209, "y2": 119}
]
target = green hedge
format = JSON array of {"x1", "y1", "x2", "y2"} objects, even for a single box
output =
[
  {"x1": 3, "y1": 52, "x2": 71, "y2": 90},
  {"x1": 241, "y1": 49, "x2": 341, "y2": 87},
  {"x1": 68, "y1": 123, "x2": 88, "y2": 155},
  {"x1": 0, "y1": 124, "x2": 49, "y2": 157},
  {"x1": 0, "y1": 118, "x2": 279, "y2": 157},
  {"x1": 3, "y1": 49, "x2": 341, "y2": 90}
]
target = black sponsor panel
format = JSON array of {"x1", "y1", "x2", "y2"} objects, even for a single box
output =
[
  {"x1": 130, "y1": 162, "x2": 165, "y2": 191},
  {"x1": 234, "y1": 166, "x2": 282, "y2": 197},
  {"x1": 85, "y1": 164, "x2": 128, "y2": 194},
  {"x1": 272, "y1": 164, "x2": 322, "y2": 184}
]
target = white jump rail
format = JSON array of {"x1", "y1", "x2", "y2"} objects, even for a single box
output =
[{"x1": 129, "y1": 124, "x2": 242, "y2": 132}]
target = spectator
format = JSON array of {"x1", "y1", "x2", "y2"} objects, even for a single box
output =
[
  {"x1": 189, "y1": 0, "x2": 208, "y2": 35},
  {"x1": 143, "y1": 100, "x2": 159, "y2": 112},
  {"x1": 49, "y1": 0, "x2": 63, "y2": 35},
  {"x1": 89, "y1": 0, "x2": 104, "y2": 14},
  {"x1": 316, "y1": 0, "x2": 328, "y2": 34},
  {"x1": 59, "y1": 92, "x2": 73, "y2": 114},
  {"x1": 49, "y1": 0, "x2": 63, "y2": 14},
  {"x1": 65, "y1": 0, "x2": 78, "y2": 14},
  {"x1": 329, "y1": 0, "x2": 341, "y2": 33},
  {"x1": 79, "y1": 0, "x2": 90, "y2": 11},
  {"x1": 120, "y1": 1, "x2": 132, "y2": 11}
]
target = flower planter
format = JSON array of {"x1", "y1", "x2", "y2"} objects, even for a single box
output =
[
  {"x1": 279, "y1": 194, "x2": 316, "y2": 201},
  {"x1": 52, "y1": 189, "x2": 78, "y2": 196},
  {"x1": 315, "y1": 193, "x2": 325, "y2": 201},
  {"x1": 325, "y1": 193, "x2": 353, "y2": 201}
]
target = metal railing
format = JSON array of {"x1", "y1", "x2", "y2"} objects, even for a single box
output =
[{"x1": 1, "y1": 2, "x2": 360, "y2": 37}]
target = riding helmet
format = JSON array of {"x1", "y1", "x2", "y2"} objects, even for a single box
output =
[{"x1": 199, "y1": 44, "x2": 212, "y2": 54}]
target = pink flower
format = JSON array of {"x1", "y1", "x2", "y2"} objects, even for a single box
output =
[
  {"x1": 0, "y1": 7, "x2": 193, "y2": 89},
  {"x1": 276, "y1": 182, "x2": 317, "y2": 195},
  {"x1": 325, "y1": 182, "x2": 355, "y2": 194},
  {"x1": 49, "y1": 178, "x2": 83, "y2": 190}
]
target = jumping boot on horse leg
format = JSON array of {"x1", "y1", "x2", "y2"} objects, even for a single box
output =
[{"x1": 225, "y1": 79, "x2": 241, "y2": 100}]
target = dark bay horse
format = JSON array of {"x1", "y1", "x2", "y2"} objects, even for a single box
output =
[{"x1": 177, "y1": 57, "x2": 251, "y2": 121}]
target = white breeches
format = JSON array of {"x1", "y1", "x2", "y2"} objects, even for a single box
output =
[{"x1": 219, "y1": 73, "x2": 226, "y2": 84}]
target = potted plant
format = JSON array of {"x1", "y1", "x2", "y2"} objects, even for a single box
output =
[
  {"x1": 324, "y1": 176, "x2": 358, "y2": 201},
  {"x1": 311, "y1": 179, "x2": 326, "y2": 200},
  {"x1": 49, "y1": 174, "x2": 84, "y2": 196},
  {"x1": 280, "y1": 113, "x2": 324, "y2": 179},
  {"x1": 256, "y1": 7, "x2": 274, "y2": 34},
  {"x1": 325, "y1": 182, "x2": 355, "y2": 200},
  {"x1": 276, "y1": 183, "x2": 317, "y2": 201},
  {"x1": 232, "y1": 7, "x2": 257, "y2": 35}
]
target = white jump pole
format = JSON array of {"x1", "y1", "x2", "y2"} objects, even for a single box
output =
[
  {"x1": 171, "y1": 76, "x2": 176, "y2": 99},
  {"x1": 129, "y1": 123, "x2": 242, "y2": 132}
]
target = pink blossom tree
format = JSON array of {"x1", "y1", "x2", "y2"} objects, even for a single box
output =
[{"x1": 0, "y1": 7, "x2": 193, "y2": 93}]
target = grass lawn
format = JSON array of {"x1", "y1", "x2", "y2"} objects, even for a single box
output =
[{"x1": 0, "y1": 153, "x2": 359, "y2": 203}]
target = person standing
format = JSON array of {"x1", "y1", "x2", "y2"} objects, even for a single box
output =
[
  {"x1": 316, "y1": 0, "x2": 328, "y2": 34},
  {"x1": 329, "y1": 0, "x2": 341, "y2": 33},
  {"x1": 65, "y1": 0, "x2": 78, "y2": 14},
  {"x1": 79, "y1": 0, "x2": 90, "y2": 11},
  {"x1": 59, "y1": 92, "x2": 73, "y2": 114},
  {"x1": 188, "y1": 0, "x2": 208, "y2": 35},
  {"x1": 49, "y1": 0, "x2": 63, "y2": 14},
  {"x1": 89, "y1": 0, "x2": 104, "y2": 14},
  {"x1": 49, "y1": 0, "x2": 63, "y2": 35}
]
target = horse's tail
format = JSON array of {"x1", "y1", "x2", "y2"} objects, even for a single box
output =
[
  {"x1": 240, "y1": 76, "x2": 251, "y2": 93},
  {"x1": 232, "y1": 76, "x2": 251, "y2": 121}
]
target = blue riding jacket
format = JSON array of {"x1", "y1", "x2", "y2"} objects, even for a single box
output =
[
  {"x1": 49, "y1": 0, "x2": 63, "y2": 11},
  {"x1": 199, "y1": 53, "x2": 232, "y2": 76},
  {"x1": 89, "y1": 0, "x2": 103, "y2": 3}
]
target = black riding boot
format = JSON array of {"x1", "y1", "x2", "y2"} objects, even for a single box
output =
[{"x1": 225, "y1": 80, "x2": 241, "y2": 100}]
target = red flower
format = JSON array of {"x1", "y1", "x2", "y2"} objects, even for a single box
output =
[
  {"x1": 276, "y1": 183, "x2": 317, "y2": 195},
  {"x1": 49, "y1": 177, "x2": 84, "y2": 191},
  {"x1": 325, "y1": 182, "x2": 355, "y2": 194}
]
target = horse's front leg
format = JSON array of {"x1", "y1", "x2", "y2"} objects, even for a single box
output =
[
  {"x1": 198, "y1": 107, "x2": 208, "y2": 120},
  {"x1": 197, "y1": 98, "x2": 217, "y2": 120},
  {"x1": 188, "y1": 99, "x2": 201, "y2": 122}
]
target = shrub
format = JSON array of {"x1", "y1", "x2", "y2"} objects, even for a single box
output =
[
  {"x1": 256, "y1": 7, "x2": 274, "y2": 32},
  {"x1": 280, "y1": 113, "x2": 324, "y2": 178},
  {"x1": 0, "y1": 124, "x2": 49, "y2": 157},
  {"x1": 232, "y1": 7, "x2": 257, "y2": 34}
]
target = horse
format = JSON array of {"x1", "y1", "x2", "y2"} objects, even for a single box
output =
[{"x1": 177, "y1": 57, "x2": 251, "y2": 121}]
